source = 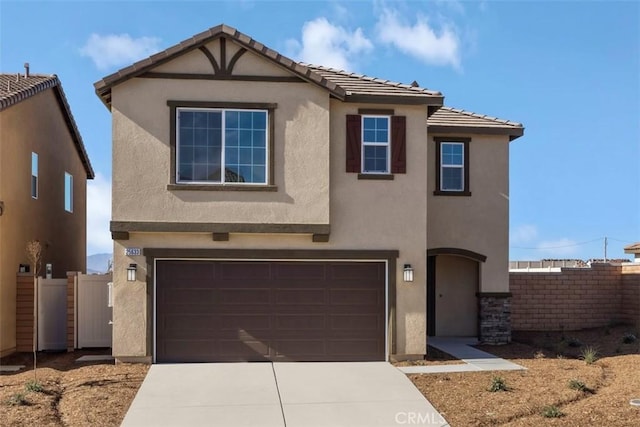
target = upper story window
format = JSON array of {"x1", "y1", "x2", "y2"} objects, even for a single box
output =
[
  {"x1": 168, "y1": 101, "x2": 276, "y2": 191},
  {"x1": 177, "y1": 108, "x2": 268, "y2": 184},
  {"x1": 434, "y1": 137, "x2": 471, "y2": 196},
  {"x1": 362, "y1": 116, "x2": 390, "y2": 174},
  {"x1": 31, "y1": 152, "x2": 38, "y2": 199},
  {"x1": 346, "y1": 110, "x2": 406, "y2": 179},
  {"x1": 64, "y1": 172, "x2": 73, "y2": 213}
]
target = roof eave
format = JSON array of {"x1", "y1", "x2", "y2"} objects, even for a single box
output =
[
  {"x1": 344, "y1": 94, "x2": 444, "y2": 106},
  {"x1": 51, "y1": 82, "x2": 95, "y2": 178},
  {"x1": 428, "y1": 124, "x2": 525, "y2": 141},
  {"x1": 94, "y1": 26, "x2": 347, "y2": 108}
]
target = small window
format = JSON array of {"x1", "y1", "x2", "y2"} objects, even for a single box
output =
[
  {"x1": 176, "y1": 108, "x2": 268, "y2": 184},
  {"x1": 435, "y1": 138, "x2": 471, "y2": 196},
  {"x1": 361, "y1": 116, "x2": 390, "y2": 174},
  {"x1": 441, "y1": 143, "x2": 464, "y2": 190},
  {"x1": 64, "y1": 172, "x2": 73, "y2": 212},
  {"x1": 31, "y1": 152, "x2": 38, "y2": 199}
]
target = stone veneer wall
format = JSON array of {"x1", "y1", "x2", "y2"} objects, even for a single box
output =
[
  {"x1": 510, "y1": 263, "x2": 640, "y2": 331},
  {"x1": 479, "y1": 294, "x2": 511, "y2": 344}
]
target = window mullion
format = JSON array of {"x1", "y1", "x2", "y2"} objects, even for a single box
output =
[{"x1": 221, "y1": 110, "x2": 226, "y2": 184}]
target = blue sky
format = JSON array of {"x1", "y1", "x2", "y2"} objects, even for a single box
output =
[{"x1": 2, "y1": 0, "x2": 638, "y2": 260}]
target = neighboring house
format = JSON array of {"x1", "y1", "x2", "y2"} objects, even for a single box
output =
[
  {"x1": 624, "y1": 243, "x2": 640, "y2": 262},
  {"x1": 0, "y1": 67, "x2": 94, "y2": 357},
  {"x1": 95, "y1": 24, "x2": 524, "y2": 363}
]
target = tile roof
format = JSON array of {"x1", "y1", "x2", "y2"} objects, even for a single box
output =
[
  {"x1": 428, "y1": 106, "x2": 524, "y2": 140},
  {"x1": 95, "y1": 24, "x2": 442, "y2": 108},
  {"x1": 303, "y1": 64, "x2": 443, "y2": 103},
  {"x1": 0, "y1": 73, "x2": 94, "y2": 178},
  {"x1": 624, "y1": 243, "x2": 640, "y2": 253}
]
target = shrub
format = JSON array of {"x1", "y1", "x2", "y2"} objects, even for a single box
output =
[
  {"x1": 542, "y1": 405, "x2": 564, "y2": 418},
  {"x1": 25, "y1": 380, "x2": 43, "y2": 393},
  {"x1": 622, "y1": 333, "x2": 637, "y2": 344},
  {"x1": 6, "y1": 393, "x2": 28, "y2": 406},
  {"x1": 568, "y1": 379, "x2": 589, "y2": 392},
  {"x1": 488, "y1": 376, "x2": 508, "y2": 392},
  {"x1": 580, "y1": 346, "x2": 599, "y2": 365}
]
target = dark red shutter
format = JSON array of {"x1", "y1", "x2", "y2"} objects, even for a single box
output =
[
  {"x1": 346, "y1": 115, "x2": 361, "y2": 173},
  {"x1": 391, "y1": 116, "x2": 406, "y2": 174}
]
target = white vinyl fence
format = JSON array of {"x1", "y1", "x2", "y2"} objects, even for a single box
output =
[
  {"x1": 37, "y1": 278, "x2": 67, "y2": 351},
  {"x1": 77, "y1": 273, "x2": 112, "y2": 348}
]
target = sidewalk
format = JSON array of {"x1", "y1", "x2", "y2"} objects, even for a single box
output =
[{"x1": 397, "y1": 337, "x2": 526, "y2": 374}]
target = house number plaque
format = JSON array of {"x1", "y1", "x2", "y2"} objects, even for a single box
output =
[{"x1": 125, "y1": 248, "x2": 142, "y2": 256}]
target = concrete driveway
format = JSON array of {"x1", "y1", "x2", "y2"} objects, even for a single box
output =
[{"x1": 121, "y1": 362, "x2": 448, "y2": 427}]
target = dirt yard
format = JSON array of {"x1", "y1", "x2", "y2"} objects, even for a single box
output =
[
  {"x1": 0, "y1": 349, "x2": 148, "y2": 427},
  {"x1": 410, "y1": 324, "x2": 640, "y2": 426},
  {"x1": 1, "y1": 324, "x2": 638, "y2": 426}
]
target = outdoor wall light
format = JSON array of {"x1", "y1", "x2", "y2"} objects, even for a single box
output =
[
  {"x1": 403, "y1": 264, "x2": 414, "y2": 282},
  {"x1": 127, "y1": 264, "x2": 137, "y2": 282}
]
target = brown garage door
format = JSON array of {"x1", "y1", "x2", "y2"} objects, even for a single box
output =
[{"x1": 156, "y1": 260, "x2": 386, "y2": 362}]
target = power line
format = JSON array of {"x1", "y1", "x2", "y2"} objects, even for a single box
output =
[{"x1": 510, "y1": 237, "x2": 603, "y2": 250}]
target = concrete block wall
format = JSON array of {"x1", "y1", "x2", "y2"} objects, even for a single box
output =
[
  {"x1": 621, "y1": 264, "x2": 640, "y2": 328},
  {"x1": 510, "y1": 263, "x2": 638, "y2": 331}
]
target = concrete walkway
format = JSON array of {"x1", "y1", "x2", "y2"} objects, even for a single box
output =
[
  {"x1": 121, "y1": 362, "x2": 448, "y2": 427},
  {"x1": 398, "y1": 337, "x2": 526, "y2": 374}
]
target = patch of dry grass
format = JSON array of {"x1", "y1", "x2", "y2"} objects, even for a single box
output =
[
  {"x1": 410, "y1": 325, "x2": 640, "y2": 426},
  {"x1": 1, "y1": 350, "x2": 148, "y2": 427}
]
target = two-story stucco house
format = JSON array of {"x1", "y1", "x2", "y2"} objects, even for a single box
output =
[
  {"x1": 95, "y1": 25, "x2": 523, "y2": 363},
  {"x1": 0, "y1": 68, "x2": 94, "y2": 357}
]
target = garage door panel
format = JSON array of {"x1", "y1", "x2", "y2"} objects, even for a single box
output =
[
  {"x1": 330, "y1": 289, "x2": 381, "y2": 305},
  {"x1": 162, "y1": 289, "x2": 216, "y2": 305},
  {"x1": 219, "y1": 315, "x2": 271, "y2": 330},
  {"x1": 275, "y1": 289, "x2": 326, "y2": 304},
  {"x1": 330, "y1": 263, "x2": 384, "y2": 280},
  {"x1": 273, "y1": 339, "x2": 326, "y2": 357},
  {"x1": 159, "y1": 261, "x2": 214, "y2": 281},
  {"x1": 219, "y1": 289, "x2": 271, "y2": 304},
  {"x1": 218, "y1": 339, "x2": 269, "y2": 357},
  {"x1": 330, "y1": 314, "x2": 381, "y2": 331},
  {"x1": 219, "y1": 262, "x2": 272, "y2": 279},
  {"x1": 273, "y1": 263, "x2": 327, "y2": 279},
  {"x1": 276, "y1": 314, "x2": 325, "y2": 330},
  {"x1": 156, "y1": 260, "x2": 385, "y2": 362}
]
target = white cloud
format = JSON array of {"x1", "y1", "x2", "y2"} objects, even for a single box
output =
[
  {"x1": 510, "y1": 224, "x2": 538, "y2": 244},
  {"x1": 86, "y1": 173, "x2": 112, "y2": 255},
  {"x1": 286, "y1": 17, "x2": 373, "y2": 71},
  {"x1": 80, "y1": 33, "x2": 161, "y2": 71},
  {"x1": 375, "y1": 8, "x2": 461, "y2": 69}
]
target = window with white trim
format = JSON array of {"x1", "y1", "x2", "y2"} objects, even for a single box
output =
[
  {"x1": 176, "y1": 108, "x2": 268, "y2": 184},
  {"x1": 440, "y1": 142, "x2": 464, "y2": 191},
  {"x1": 31, "y1": 152, "x2": 38, "y2": 199},
  {"x1": 64, "y1": 172, "x2": 73, "y2": 212},
  {"x1": 361, "y1": 116, "x2": 390, "y2": 174}
]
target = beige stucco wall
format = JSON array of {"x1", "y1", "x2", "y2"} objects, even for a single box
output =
[
  {"x1": 427, "y1": 134, "x2": 510, "y2": 293},
  {"x1": 111, "y1": 78, "x2": 330, "y2": 225},
  {"x1": 110, "y1": 41, "x2": 431, "y2": 358},
  {"x1": 0, "y1": 89, "x2": 88, "y2": 356}
]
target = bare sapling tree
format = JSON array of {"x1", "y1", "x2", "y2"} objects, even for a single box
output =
[{"x1": 26, "y1": 240, "x2": 42, "y2": 384}]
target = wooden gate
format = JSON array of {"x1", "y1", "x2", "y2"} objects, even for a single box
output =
[{"x1": 77, "y1": 274, "x2": 112, "y2": 348}]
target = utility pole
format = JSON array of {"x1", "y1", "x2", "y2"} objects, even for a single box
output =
[{"x1": 604, "y1": 236, "x2": 608, "y2": 262}]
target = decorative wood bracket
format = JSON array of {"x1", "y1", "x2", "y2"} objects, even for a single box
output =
[{"x1": 199, "y1": 37, "x2": 247, "y2": 76}]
